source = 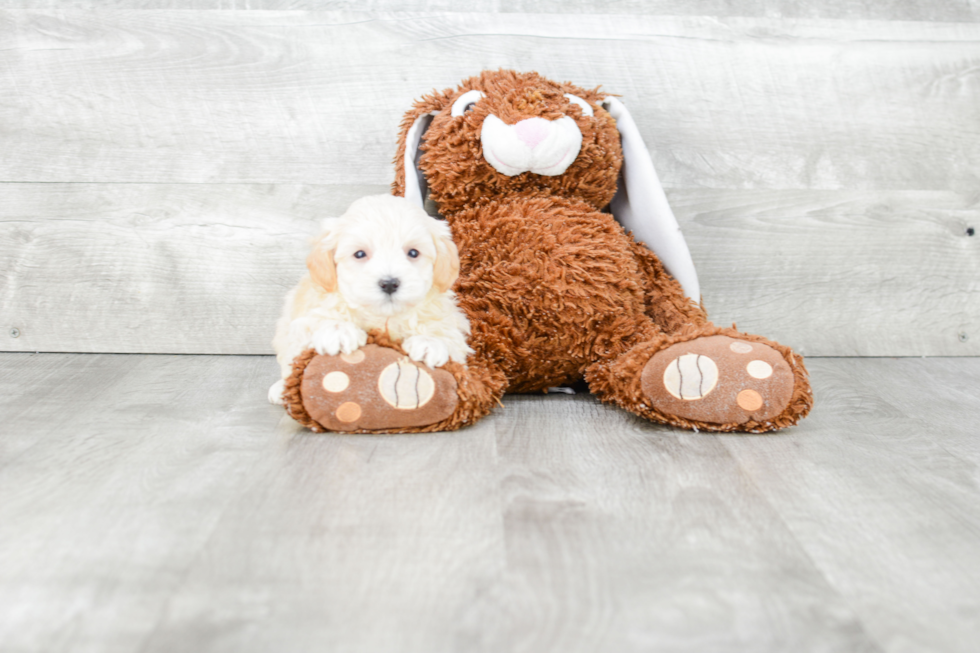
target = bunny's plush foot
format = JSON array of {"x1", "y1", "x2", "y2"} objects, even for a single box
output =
[
  {"x1": 640, "y1": 335, "x2": 797, "y2": 428},
  {"x1": 280, "y1": 328, "x2": 509, "y2": 434},
  {"x1": 285, "y1": 344, "x2": 459, "y2": 432},
  {"x1": 587, "y1": 327, "x2": 812, "y2": 433}
]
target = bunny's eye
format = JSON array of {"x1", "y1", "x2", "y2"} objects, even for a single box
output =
[
  {"x1": 354, "y1": 250, "x2": 367, "y2": 259},
  {"x1": 564, "y1": 94, "x2": 594, "y2": 117},
  {"x1": 451, "y1": 90, "x2": 485, "y2": 117}
]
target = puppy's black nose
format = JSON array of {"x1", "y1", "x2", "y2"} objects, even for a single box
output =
[{"x1": 379, "y1": 277, "x2": 400, "y2": 295}]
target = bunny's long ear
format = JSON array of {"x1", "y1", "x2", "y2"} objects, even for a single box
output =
[
  {"x1": 392, "y1": 90, "x2": 454, "y2": 209},
  {"x1": 602, "y1": 97, "x2": 700, "y2": 301},
  {"x1": 401, "y1": 111, "x2": 437, "y2": 208}
]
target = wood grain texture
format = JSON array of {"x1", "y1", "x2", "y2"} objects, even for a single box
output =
[
  {"x1": 2, "y1": 184, "x2": 976, "y2": 356},
  {"x1": 0, "y1": 183, "x2": 381, "y2": 354},
  {"x1": 0, "y1": 353, "x2": 280, "y2": 653},
  {"x1": 682, "y1": 190, "x2": 980, "y2": 357},
  {"x1": 2, "y1": 354, "x2": 980, "y2": 651},
  {"x1": 0, "y1": 352, "x2": 153, "y2": 463},
  {"x1": 0, "y1": 11, "x2": 977, "y2": 191},
  {"x1": 722, "y1": 357, "x2": 980, "y2": 653},
  {"x1": 141, "y1": 409, "x2": 504, "y2": 653},
  {"x1": 467, "y1": 393, "x2": 879, "y2": 652},
  {"x1": 3, "y1": 2, "x2": 979, "y2": 21}
]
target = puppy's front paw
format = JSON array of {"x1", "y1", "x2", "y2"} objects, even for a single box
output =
[
  {"x1": 311, "y1": 322, "x2": 367, "y2": 356},
  {"x1": 403, "y1": 335, "x2": 451, "y2": 369},
  {"x1": 268, "y1": 379, "x2": 286, "y2": 405}
]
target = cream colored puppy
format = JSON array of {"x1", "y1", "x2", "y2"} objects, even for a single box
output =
[{"x1": 268, "y1": 195, "x2": 472, "y2": 405}]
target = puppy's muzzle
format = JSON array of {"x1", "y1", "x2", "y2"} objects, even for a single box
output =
[{"x1": 379, "y1": 277, "x2": 400, "y2": 295}]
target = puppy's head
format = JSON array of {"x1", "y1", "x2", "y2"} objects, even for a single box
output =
[{"x1": 307, "y1": 195, "x2": 459, "y2": 316}]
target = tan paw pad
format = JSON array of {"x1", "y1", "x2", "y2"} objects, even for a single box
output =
[
  {"x1": 341, "y1": 350, "x2": 365, "y2": 364},
  {"x1": 746, "y1": 360, "x2": 773, "y2": 379},
  {"x1": 335, "y1": 401, "x2": 362, "y2": 422},
  {"x1": 322, "y1": 371, "x2": 350, "y2": 392},
  {"x1": 736, "y1": 389, "x2": 763, "y2": 411},
  {"x1": 662, "y1": 354, "x2": 718, "y2": 400},
  {"x1": 378, "y1": 360, "x2": 436, "y2": 409}
]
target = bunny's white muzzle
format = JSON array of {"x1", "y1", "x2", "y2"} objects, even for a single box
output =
[{"x1": 481, "y1": 115, "x2": 582, "y2": 177}]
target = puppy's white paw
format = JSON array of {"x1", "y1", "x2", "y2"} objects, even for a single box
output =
[
  {"x1": 268, "y1": 379, "x2": 286, "y2": 405},
  {"x1": 287, "y1": 316, "x2": 319, "y2": 341},
  {"x1": 403, "y1": 335, "x2": 451, "y2": 369},
  {"x1": 311, "y1": 321, "x2": 368, "y2": 356}
]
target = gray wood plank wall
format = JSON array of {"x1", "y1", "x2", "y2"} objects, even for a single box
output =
[
  {"x1": 3, "y1": 2, "x2": 980, "y2": 21},
  {"x1": 1, "y1": 8, "x2": 978, "y2": 355}
]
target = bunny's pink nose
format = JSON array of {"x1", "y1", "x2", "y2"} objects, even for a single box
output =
[{"x1": 513, "y1": 118, "x2": 549, "y2": 149}]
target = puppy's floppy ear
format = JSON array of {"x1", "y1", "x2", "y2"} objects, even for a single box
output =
[
  {"x1": 391, "y1": 88, "x2": 455, "y2": 209},
  {"x1": 431, "y1": 231, "x2": 460, "y2": 294},
  {"x1": 307, "y1": 227, "x2": 338, "y2": 293}
]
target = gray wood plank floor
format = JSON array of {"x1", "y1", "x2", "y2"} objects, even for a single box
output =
[{"x1": 2, "y1": 353, "x2": 978, "y2": 652}]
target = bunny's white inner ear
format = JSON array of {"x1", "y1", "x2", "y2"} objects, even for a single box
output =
[
  {"x1": 602, "y1": 97, "x2": 701, "y2": 301},
  {"x1": 403, "y1": 111, "x2": 438, "y2": 210}
]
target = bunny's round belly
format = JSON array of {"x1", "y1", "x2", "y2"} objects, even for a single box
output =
[{"x1": 448, "y1": 197, "x2": 653, "y2": 391}]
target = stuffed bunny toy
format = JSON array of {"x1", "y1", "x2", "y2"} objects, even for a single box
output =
[{"x1": 283, "y1": 69, "x2": 812, "y2": 433}]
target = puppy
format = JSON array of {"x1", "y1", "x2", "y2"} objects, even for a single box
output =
[{"x1": 268, "y1": 195, "x2": 472, "y2": 405}]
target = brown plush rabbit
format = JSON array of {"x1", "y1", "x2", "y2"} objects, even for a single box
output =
[{"x1": 284, "y1": 70, "x2": 812, "y2": 433}]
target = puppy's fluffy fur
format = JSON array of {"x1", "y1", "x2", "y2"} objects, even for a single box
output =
[{"x1": 268, "y1": 195, "x2": 472, "y2": 404}]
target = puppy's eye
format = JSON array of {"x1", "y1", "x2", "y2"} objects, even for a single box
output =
[
  {"x1": 451, "y1": 90, "x2": 485, "y2": 117},
  {"x1": 354, "y1": 250, "x2": 367, "y2": 259},
  {"x1": 564, "y1": 94, "x2": 594, "y2": 117},
  {"x1": 407, "y1": 249, "x2": 419, "y2": 259}
]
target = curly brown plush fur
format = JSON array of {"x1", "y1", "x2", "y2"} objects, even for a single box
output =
[
  {"x1": 286, "y1": 69, "x2": 810, "y2": 434},
  {"x1": 394, "y1": 71, "x2": 622, "y2": 216},
  {"x1": 394, "y1": 69, "x2": 811, "y2": 433}
]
